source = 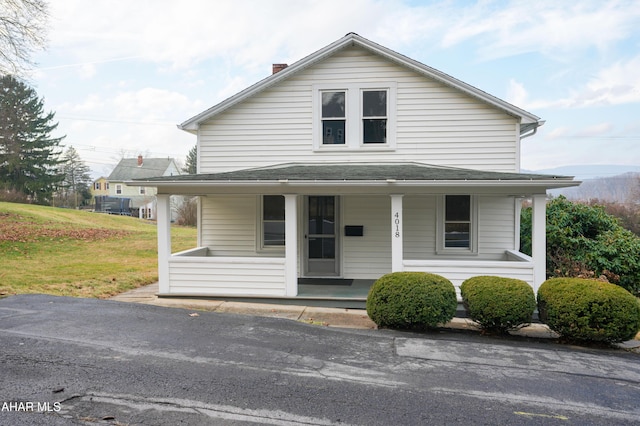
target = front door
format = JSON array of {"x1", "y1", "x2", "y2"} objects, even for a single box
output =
[{"x1": 305, "y1": 196, "x2": 339, "y2": 276}]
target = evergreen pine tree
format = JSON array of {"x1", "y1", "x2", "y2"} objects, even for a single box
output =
[
  {"x1": 0, "y1": 75, "x2": 65, "y2": 204},
  {"x1": 59, "y1": 146, "x2": 91, "y2": 208},
  {"x1": 183, "y1": 144, "x2": 197, "y2": 174}
]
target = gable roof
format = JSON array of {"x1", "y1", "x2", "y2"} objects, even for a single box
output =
[
  {"x1": 108, "y1": 158, "x2": 177, "y2": 181},
  {"x1": 179, "y1": 32, "x2": 541, "y2": 134}
]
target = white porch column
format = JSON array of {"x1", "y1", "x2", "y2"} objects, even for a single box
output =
[
  {"x1": 156, "y1": 194, "x2": 172, "y2": 294},
  {"x1": 284, "y1": 194, "x2": 298, "y2": 297},
  {"x1": 390, "y1": 194, "x2": 404, "y2": 272},
  {"x1": 531, "y1": 194, "x2": 547, "y2": 292}
]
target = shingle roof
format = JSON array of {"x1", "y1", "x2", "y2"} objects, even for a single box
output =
[
  {"x1": 108, "y1": 158, "x2": 176, "y2": 181},
  {"x1": 136, "y1": 162, "x2": 573, "y2": 183}
]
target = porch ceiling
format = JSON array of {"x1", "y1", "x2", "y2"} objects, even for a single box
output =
[{"x1": 133, "y1": 162, "x2": 579, "y2": 192}]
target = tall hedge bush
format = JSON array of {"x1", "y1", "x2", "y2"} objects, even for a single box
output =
[
  {"x1": 460, "y1": 276, "x2": 535, "y2": 333},
  {"x1": 521, "y1": 196, "x2": 640, "y2": 296},
  {"x1": 537, "y1": 277, "x2": 640, "y2": 343},
  {"x1": 366, "y1": 272, "x2": 457, "y2": 330}
]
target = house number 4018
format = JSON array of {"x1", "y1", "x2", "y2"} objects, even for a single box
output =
[{"x1": 394, "y1": 212, "x2": 401, "y2": 238}]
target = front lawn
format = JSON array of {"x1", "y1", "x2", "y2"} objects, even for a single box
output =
[{"x1": 0, "y1": 202, "x2": 196, "y2": 298}]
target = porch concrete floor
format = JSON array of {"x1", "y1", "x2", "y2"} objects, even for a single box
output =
[{"x1": 297, "y1": 279, "x2": 374, "y2": 299}]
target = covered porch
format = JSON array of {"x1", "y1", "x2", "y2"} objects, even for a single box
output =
[{"x1": 140, "y1": 163, "x2": 577, "y2": 303}]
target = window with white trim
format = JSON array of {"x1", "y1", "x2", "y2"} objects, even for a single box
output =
[
  {"x1": 115, "y1": 184, "x2": 122, "y2": 195},
  {"x1": 313, "y1": 83, "x2": 396, "y2": 150},
  {"x1": 261, "y1": 195, "x2": 285, "y2": 248},
  {"x1": 437, "y1": 195, "x2": 477, "y2": 254},
  {"x1": 322, "y1": 91, "x2": 346, "y2": 145},
  {"x1": 362, "y1": 90, "x2": 387, "y2": 143}
]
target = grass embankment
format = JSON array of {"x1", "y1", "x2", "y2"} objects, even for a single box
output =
[{"x1": 0, "y1": 202, "x2": 196, "y2": 298}]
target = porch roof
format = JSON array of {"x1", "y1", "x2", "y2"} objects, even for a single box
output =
[{"x1": 134, "y1": 162, "x2": 578, "y2": 190}]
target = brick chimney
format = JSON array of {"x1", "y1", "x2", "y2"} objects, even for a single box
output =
[
  {"x1": 137, "y1": 155, "x2": 143, "y2": 166},
  {"x1": 272, "y1": 63, "x2": 288, "y2": 74}
]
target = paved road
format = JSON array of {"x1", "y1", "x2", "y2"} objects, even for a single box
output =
[{"x1": 1, "y1": 295, "x2": 639, "y2": 425}]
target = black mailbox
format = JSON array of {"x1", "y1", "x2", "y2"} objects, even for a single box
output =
[{"x1": 344, "y1": 225, "x2": 364, "y2": 236}]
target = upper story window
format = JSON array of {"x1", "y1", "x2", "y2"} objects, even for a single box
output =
[
  {"x1": 115, "y1": 184, "x2": 122, "y2": 195},
  {"x1": 314, "y1": 83, "x2": 396, "y2": 151},
  {"x1": 362, "y1": 90, "x2": 387, "y2": 144},
  {"x1": 322, "y1": 91, "x2": 345, "y2": 145},
  {"x1": 95, "y1": 182, "x2": 101, "y2": 190}
]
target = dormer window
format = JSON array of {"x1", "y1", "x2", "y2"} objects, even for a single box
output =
[{"x1": 314, "y1": 82, "x2": 396, "y2": 150}]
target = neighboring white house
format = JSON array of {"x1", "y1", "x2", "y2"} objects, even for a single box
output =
[
  {"x1": 101, "y1": 155, "x2": 181, "y2": 219},
  {"x1": 136, "y1": 33, "x2": 579, "y2": 301}
]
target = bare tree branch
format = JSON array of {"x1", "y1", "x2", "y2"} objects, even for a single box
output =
[{"x1": 0, "y1": 0, "x2": 49, "y2": 77}]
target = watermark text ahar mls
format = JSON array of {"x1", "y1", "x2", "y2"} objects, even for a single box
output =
[{"x1": 1, "y1": 401, "x2": 61, "y2": 412}]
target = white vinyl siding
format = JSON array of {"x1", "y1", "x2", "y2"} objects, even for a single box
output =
[
  {"x1": 404, "y1": 195, "x2": 437, "y2": 258},
  {"x1": 200, "y1": 196, "x2": 267, "y2": 257},
  {"x1": 168, "y1": 256, "x2": 286, "y2": 296},
  {"x1": 198, "y1": 46, "x2": 519, "y2": 174},
  {"x1": 403, "y1": 195, "x2": 515, "y2": 261},
  {"x1": 342, "y1": 195, "x2": 391, "y2": 279},
  {"x1": 477, "y1": 196, "x2": 516, "y2": 257}
]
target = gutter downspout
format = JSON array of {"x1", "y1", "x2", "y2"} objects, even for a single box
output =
[{"x1": 521, "y1": 120, "x2": 545, "y2": 140}]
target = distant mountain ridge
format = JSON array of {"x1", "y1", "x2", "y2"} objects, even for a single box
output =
[
  {"x1": 526, "y1": 165, "x2": 640, "y2": 181},
  {"x1": 528, "y1": 165, "x2": 640, "y2": 203}
]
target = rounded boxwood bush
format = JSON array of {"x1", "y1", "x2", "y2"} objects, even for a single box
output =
[
  {"x1": 460, "y1": 276, "x2": 535, "y2": 333},
  {"x1": 366, "y1": 272, "x2": 457, "y2": 330},
  {"x1": 537, "y1": 278, "x2": 640, "y2": 343}
]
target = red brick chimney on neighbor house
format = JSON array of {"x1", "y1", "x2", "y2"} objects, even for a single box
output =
[
  {"x1": 137, "y1": 155, "x2": 143, "y2": 166},
  {"x1": 272, "y1": 63, "x2": 288, "y2": 74}
]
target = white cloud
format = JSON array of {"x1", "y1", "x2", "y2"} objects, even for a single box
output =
[
  {"x1": 53, "y1": 88, "x2": 201, "y2": 177},
  {"x1": 520, "y1": 55, "x2": 640, "y2": 109},
  {"x1": 45, "y1": 0, "x2": 407, "y2": 71},
  {"x1": 575, "y1": 57, "x2": 640, "y2": 106},
  {"x1": 544, "y1": 127, "x2": 571, "y2": 140},
  {"x1": 506, "y1": 79, "x2": 528, "y2": 107},
  {"x1": 575, "y1": 122, "x2": 614, "y2": 138},
  {"x1": 441, "y1": 1, "x2": 640, "y2": 61}
]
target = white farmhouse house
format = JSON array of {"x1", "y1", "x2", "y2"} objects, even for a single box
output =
[{"x1": 137, "y1": 33, "x2": 579, "y2": 303}]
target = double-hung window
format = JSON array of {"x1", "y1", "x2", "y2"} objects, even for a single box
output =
[
  {"x1": 261, "y1": 195, "x2": 285, "y2": 248},
  {"x1": 314, "y1": 83, "x2": 395, "y2": 150},
  {"x1": 322, "y1": 91, "x2": 346, "y2": 145},
  {"x1": 362, "y1": 90, "x2": 387, "y2": 144},
  {"x1": 437, "y1": 195, "x2": 477, "y2": 254}
]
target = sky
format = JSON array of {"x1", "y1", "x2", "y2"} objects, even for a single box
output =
[{"x1": 29, "y1": 0, "x2": 640, "y2": 179}]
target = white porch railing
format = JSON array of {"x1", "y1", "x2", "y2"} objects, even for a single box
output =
[
  {"x1": 403, "y1": 250, "x2": 535, "y2": 297},
  {"x1": 166, "y1": 248, "x2": 534, "y2": 298},
  {"x1": 167, "y1": 247, "x2": 286, "y2": 296}
]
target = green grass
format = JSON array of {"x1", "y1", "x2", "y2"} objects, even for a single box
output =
[{"x1": 0, "y1": 201, "x2": 196, "y2": 298}]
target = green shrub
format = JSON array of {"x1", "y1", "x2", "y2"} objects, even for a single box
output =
[
  {"x1": 366, "y1": 272, "x2": 457, "y2": 330},
  {"x1": 460, "y1": 276, "x2": 535, "y2": 333},
  {"x1": 537, "y1": 278, "x2": 640, "y2": 343},
  {"x1": 521, "y1": 196, "x2": 640, "y2": 296}
]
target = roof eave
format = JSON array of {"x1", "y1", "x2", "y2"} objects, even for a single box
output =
[{"x1": 134, "y1": 178, "x2": 580, "y2": 190}]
